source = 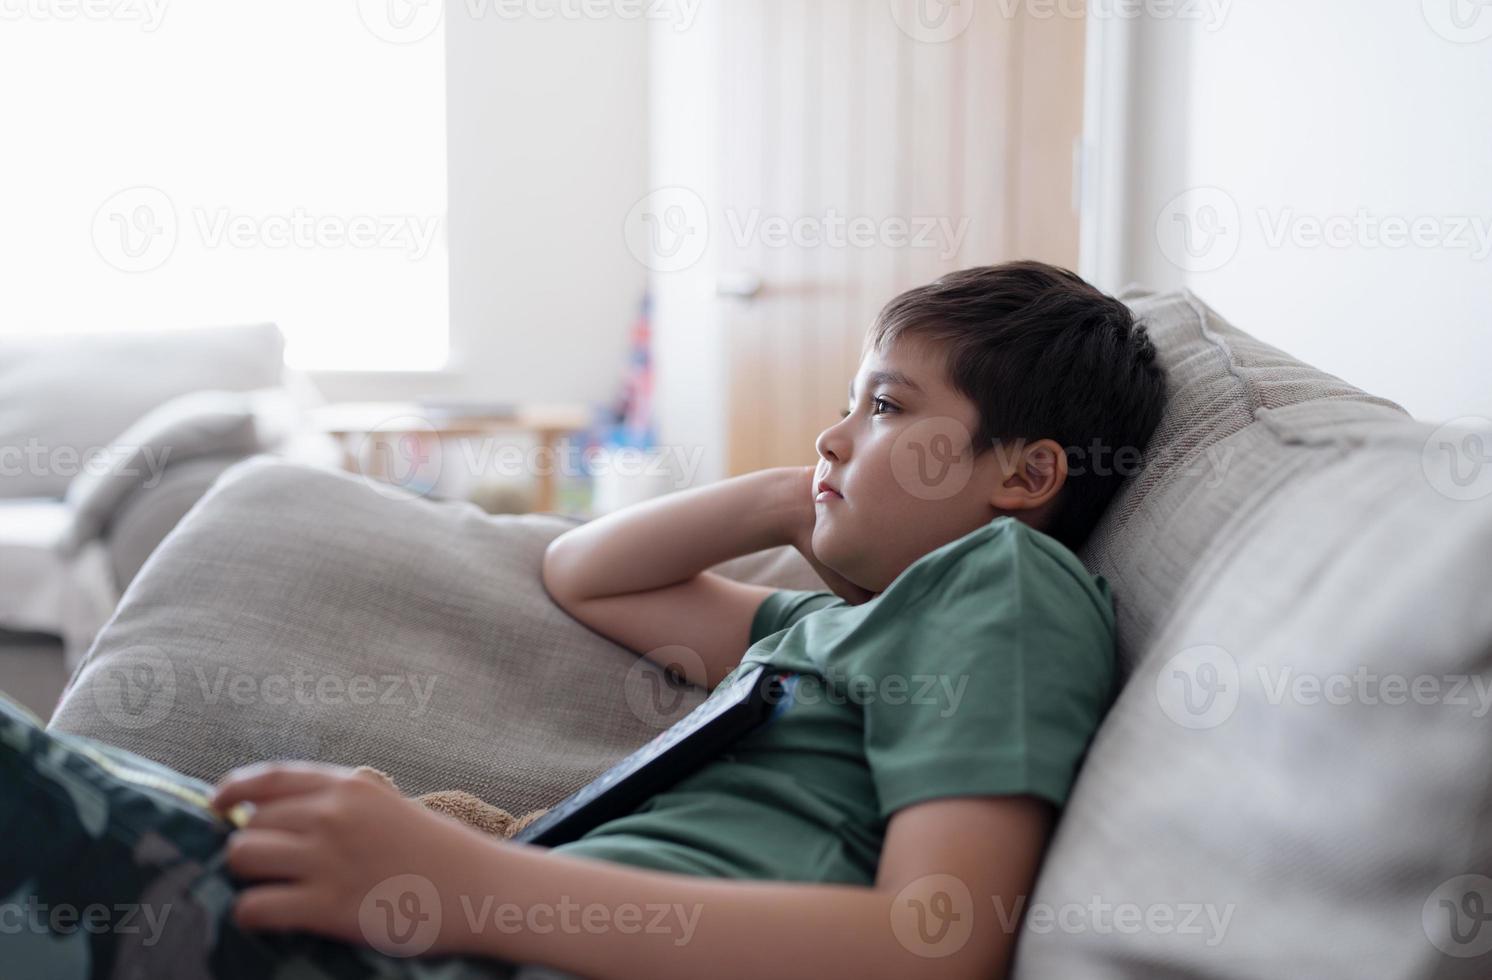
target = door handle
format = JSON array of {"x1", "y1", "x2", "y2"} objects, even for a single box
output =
[{"x1": 716, "y1": 271, "x2": 763, "y2": 300}]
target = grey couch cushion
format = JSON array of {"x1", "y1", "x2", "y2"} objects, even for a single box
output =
[
  {"x1": 0, "y1": 322, "x2": 284, "y2": 500},
  {"x1": 104, "y1": 453, "x2": 256, "y2": 593},
  {"x1": 1015, "y1": 290, "x2": 1492, "y2": 977},
  {"x1": 47, "y1": 287, "x2": 1491, "y2": 978},
  {"x1": 62, "y1": 389, "x2": 262, "y2": 550},
  {"x1": 1077, "y1": 287, "x2": 1409, "y2": 673},
  {"x1": 1017, "y1": 409, "x2": 1492, "y2": 978},
  {"x1": 50, "y1": 456, "x2": 828, "y2": 814}
]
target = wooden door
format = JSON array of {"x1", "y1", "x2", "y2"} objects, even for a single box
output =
[{"x1": 717, "y1": 0, "x2": 1087, "y2": 475}]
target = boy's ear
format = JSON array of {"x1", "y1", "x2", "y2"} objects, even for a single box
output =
[{"x1": 988, "y1": 438, "x2": 1067, "y2": 513}]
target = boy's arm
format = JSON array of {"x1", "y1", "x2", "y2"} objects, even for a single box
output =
[
  {"x1": 216, "y1": 763, "x2": 1045, "y2": 980},
  {"x1": 541, "y1": 465, "x2": 814, "y2": 689},
  {"x1": 468, "y1": 794, "x2": 1050, "y2": 980}
]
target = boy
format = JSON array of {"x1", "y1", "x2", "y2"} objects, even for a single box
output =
[{"x1": 0, "y1": 260, "x2": 1166, "y2": 979}]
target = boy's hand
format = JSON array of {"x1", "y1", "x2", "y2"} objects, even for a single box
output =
[
  {"x1": 211, "y1": 761, "x2": 504, "y2": 957},
  {"x1": 786, "y1": 465, "x2": 876, "y2": 605}
]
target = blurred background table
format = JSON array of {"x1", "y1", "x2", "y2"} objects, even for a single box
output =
[{"x1": 310, "y1": 401, "x2": 591, "y2": 513}]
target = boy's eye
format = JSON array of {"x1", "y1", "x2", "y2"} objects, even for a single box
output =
[{"x1": 841, "y1": 396, "x2": 895, "y2": 419}]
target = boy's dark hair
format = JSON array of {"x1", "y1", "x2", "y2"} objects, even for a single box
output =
[{"x1": 867, "y1": 260, "x2": 1168, "y2": 552}]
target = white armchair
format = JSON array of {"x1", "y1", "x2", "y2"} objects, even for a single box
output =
[{"x1": 0, "y1": 322, "x2": 337, "y2": 667}]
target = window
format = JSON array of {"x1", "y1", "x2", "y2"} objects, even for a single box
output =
[{"x1": 0, "y1": 2, "x2": 449, "y2": 370}]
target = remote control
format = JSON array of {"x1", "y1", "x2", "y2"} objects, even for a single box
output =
[{"x1": 512, "y1": 663, "x2": 787, "y2": 847}]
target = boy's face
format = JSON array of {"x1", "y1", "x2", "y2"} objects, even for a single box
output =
[{"x1": 811, "y1": 334, "x2": 1065, "y2": 595}]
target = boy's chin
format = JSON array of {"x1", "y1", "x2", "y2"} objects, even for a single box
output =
[
  {"x1": 810, "y1": 524, "x2": 840, "y2": 560},
  {"x1": 811, "y1": 529, "x2": 867, "y2": 585}
]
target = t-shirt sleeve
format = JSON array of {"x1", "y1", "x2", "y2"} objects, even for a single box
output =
[
  {"x1": 749, "y1": 589, "x2": 842, "y2": 646},
  {"x1": 860, "y1": 533, "x2": 1117, "y2": 818}
]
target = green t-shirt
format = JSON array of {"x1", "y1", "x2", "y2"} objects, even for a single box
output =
[{"x1": 549, "y1": 515, "x2": 1117, "y2": 885}]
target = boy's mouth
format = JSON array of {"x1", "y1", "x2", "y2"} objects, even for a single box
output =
[{"x1": 815, "y1": 479, "x2": 843, "y2": 502}]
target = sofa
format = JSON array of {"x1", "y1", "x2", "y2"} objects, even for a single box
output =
[
  {"x1": 0, "y1": 322, "x2": 337, "y2": 666},
  {"x1": 47, "y1": 288, "x2": 1492, "y2": 977}
]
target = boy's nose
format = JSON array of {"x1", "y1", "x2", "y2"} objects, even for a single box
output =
[{"x1": 815, "y1": 423, "x2": 849, "y2": 465}]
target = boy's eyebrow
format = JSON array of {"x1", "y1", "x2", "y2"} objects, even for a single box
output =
[{"x1": 849, "y1": 370, "x2": 922, "y2": 402}]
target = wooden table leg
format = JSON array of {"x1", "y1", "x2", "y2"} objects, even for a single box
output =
[{"x1": 534, "y1": 429, "x2": 558, "y2": 513}]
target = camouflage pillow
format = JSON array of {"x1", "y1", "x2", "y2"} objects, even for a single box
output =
[{"x1": 0, "y1": 691, "x2": 514, "y2": 978}]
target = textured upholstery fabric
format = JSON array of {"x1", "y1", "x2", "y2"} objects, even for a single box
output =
[
  {"x1": 50, "y1": 457, "x2": 829, "y2": 815},
  {"x1": 1015, "y1": 290, "x2": 1492, "y2": 978},
  {"x1": 1077, "y1": 287, "x2": 1408, "y2": 673},
  {"x1": 46, "y1": 288, "x2": 1492, "y2": 978},
  {"x1": 62, "y1": 390, "x2": 262, "y2": 550},
  {"x1": 104, "y1": 455, "x2": 262, "y2": 593},
  {"x1": 1018, "y1": 411, "x2": 1492, "y2": 978}
]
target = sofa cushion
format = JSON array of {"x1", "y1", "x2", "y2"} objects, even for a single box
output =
[
  {"x1": 1077, "y1": 287, "x2": 1408, "y2": 673},
  {"x1": 62, "y1": 389, "x2": 263, "y2": 550},
  {"x1": 1021, "y1": 286, "x2": 1492, "y2": 977},
  {"x1": 104, "y1": 455, "x2": 274, "y2": 594},
  {"x1": 47, "y1": 286, "x2": 1486, "y2": 980},
  {"x1": 49, "y1": 457, "x2": 828, "y2": 815},
  {"x1": 0, "y1": 322, "x2": 284, "y2": 500},
  {"x1": 1016, "y1": 411, "x2": 1492, "y2": 977}
]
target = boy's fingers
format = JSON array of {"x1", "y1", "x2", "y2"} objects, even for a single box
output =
[
  {"x1": 212, "y1": 761, "x2": 345, "y2": 810},
  {"x1": 238, "y1": 795, "x2": 333, "y2": 834},
  {"x1": 233, "y1": 882, "x2": 324, "y2": 933},
  {"x1": 225, "y1": 827, "x2": 319, "y2": 881}
]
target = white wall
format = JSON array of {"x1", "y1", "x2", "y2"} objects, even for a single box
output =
[
  {"x1": 310, "y1": 9, "x2": 651, "y2": 409},
  {"x1": 1087, "y1": 1, "x2": 1492, "y2": 423}
]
